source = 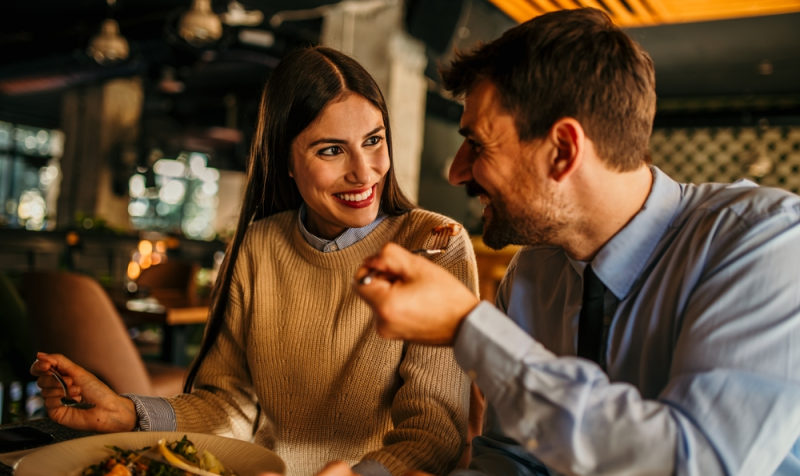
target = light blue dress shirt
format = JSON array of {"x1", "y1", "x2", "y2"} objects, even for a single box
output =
[
  {"x1": 453, "y1": 166, "x2": 800, "y2": 476},
  {"x1": 297, "y1": 203, "x2": 387, "y2": 252},
  {"x1": 126, "y1": 204, "x2": 392, "y2": 476}
]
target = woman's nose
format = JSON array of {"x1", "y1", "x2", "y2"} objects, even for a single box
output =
[{"x1": 346, "y1": 151, "x2": 373, "y2": 185}]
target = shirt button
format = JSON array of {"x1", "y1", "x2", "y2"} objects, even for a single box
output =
[
  {"x1": 467, "y1": 370, "x2": 478, "y2": 381},
  {"x1": 328, "y1": 243, "x2": 338, "y2": 251},
  {"x1": 525, "y1": 438, "x2": 538, "y2": 451}
]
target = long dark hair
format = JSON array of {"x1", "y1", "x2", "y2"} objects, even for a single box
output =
[{"x1": 184, "y1": 46, "x2": 415, "y2": 392}]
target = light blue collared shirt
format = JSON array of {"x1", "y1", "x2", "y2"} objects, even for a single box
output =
[
  {"x1": 298, "y1": 203, "x2": 388, "y2": 252},
  {"x1": 454, "y1": 166, "x2": 800, "y2": 476}
]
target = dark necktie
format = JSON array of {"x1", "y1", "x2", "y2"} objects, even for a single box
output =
[{"x1": 578, "y1": 265, "x2": 606, "y2": 364}]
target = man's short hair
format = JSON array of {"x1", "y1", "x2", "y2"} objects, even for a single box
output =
[{"x1": 441, "y1": 8, "x2": 656, "y2": 171}]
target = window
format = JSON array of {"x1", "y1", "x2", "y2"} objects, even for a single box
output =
[
  {"x1": 128, "y1": 151, "x2": 220, "y2": 240},
  {"x1": 0, "y1": 121, "x2": 64, "y2": 230}
]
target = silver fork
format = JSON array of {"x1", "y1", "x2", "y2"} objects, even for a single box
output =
[
  {"x1": 50, "y1": 369, "x2": 96, "y2": 410},
  {"x1": 358, "y1": 248, "x2": 444, "y2": 285}
]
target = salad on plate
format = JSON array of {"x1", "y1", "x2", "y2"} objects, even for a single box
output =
[{"x1": 81, "y1": 435, "x2": 236, "y2": 476}]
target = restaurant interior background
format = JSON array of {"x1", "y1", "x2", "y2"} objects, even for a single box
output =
[{"x1": 0, "y1": 0, "x2": 798, "y2": 423}]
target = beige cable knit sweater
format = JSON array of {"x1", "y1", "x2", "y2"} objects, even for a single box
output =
[{"x1": 168, "y1": 209, "x2": 477, "y2": 476}]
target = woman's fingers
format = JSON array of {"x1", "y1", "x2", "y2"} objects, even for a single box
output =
[
  {"x1": 31, "y1": 352, "x2": 81, "y2": 379},
  {"x1": 37, "y1": 374, "x2": 74, "y2": 388},
  {"x1": 30, "y1": 355, "x2": 54, "y2": 377},
  {"x1": 37, "y1": 352, "x2": 83, "y2": 376},
  {"x1": 40, "y1": 385, "x2": 81, "y2": 398}
]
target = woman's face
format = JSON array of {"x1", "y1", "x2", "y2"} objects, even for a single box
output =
[{"x1": 290, "y1": 93, "x2": 390, "y2": 240}]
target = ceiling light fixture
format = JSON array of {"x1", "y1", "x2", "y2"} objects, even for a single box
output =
[
  {"x1": 179, "y1": 0, "x2": 223, "y2": 46},
  {"x1": 87, "y1": 19, "x2": 129, "y2": 64},
  {"x1": 221, "y1": 1, "x2": 264, "y2": 27}
]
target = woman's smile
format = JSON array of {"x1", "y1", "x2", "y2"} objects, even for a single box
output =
[{"x1": 333, "y1": 184, "x2": 377, "y2": 208}]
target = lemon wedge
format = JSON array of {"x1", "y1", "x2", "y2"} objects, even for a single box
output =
[{"x1": 155, "y1": 439, "x2": 220, "y2": 476}]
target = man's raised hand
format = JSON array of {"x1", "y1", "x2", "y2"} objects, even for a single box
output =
[{"x1": 353, "y1": 243, "x2": 480, "y2": 345}]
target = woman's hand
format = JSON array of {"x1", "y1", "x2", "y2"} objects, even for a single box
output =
[{"x1": 30, "y1": 352, "x2": 138, "y2": 433}]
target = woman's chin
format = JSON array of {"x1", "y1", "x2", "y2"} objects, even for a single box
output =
[{"x1": 335, "y1": 206, "x2": 380, "y2": 229}]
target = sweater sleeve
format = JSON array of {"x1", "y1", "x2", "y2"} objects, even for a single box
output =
[
  {"x1": 166, "y1": 245, "x2": 261, "y2": 441},
  {"x1": 361, "y1": 226, "x2": 476, "y2": 475}
]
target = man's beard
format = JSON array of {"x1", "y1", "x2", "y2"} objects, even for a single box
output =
[{"x1": 467, "y1": 180, "x2": 568, "y2": 250}]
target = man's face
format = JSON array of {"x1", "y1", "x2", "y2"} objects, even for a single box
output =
[{"x1": 449, "y1": 80, "x2": 571, "y2": 250}]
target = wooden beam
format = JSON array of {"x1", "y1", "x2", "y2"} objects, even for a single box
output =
[
  {"x1": 624, "y1": 0, "x2": 661, "y2": 23},
  {"x1": 528, "y1": 0, "x2": 561, "y2": 13},
  {"x1": 637, "y1": 0, "x2": 674, "y2": 21},
  {"x1": 597, "y1": 0, "x2": 637, "y2": 25},
  {"x1": 490, "y1": 0, "x2": 542, "y2": 22},
  {"x1": 488, "y1": 0, "x2": 800, "y2": 26},
  {"x1": 666, "y1": 0, "x2": 800, "y2": 23}
]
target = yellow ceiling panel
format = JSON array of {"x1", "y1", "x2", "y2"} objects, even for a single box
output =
[
  {"x1": 527, "y1": 0, "x2": 561, "y2": 13},
  {"x1": 490, "y1": 0, "x2": 800, "y2": 26}
]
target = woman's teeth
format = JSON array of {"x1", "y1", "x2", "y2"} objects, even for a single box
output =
[{"x1": 336, "y1": 187, "x2": 373, "y2": 202}]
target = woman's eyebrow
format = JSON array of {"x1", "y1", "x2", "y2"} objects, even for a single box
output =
[
  {"x1": 362, "y1": 126, "x2": 385, "y2": 139},
  {"x1": 308, "y1": 137, "x2": 346, "y2": 148},
  {"x1": 307, "y1": 126, "x2": 386, "y2": 149}
]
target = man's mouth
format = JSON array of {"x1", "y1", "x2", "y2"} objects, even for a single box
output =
[{"x1": 466, "y1": 180, "x2": 491, "y2": 207}]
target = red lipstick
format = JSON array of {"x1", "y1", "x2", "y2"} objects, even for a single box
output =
[{"x1": 333, "y1": 184, "x2": 377, "y2": 209}]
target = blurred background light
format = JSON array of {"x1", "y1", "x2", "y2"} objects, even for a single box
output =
[
  {"x1": 179, "y1": 0, "x2": 223, "y2": 46},
  {"x1": 153, "y1": 159, "x2": 186, "y2": 178},
  {"x1": 158, "y1": 179, "x2": 186, "y2": 204},
  {"x1": 221, "y1": 1, "x2": 264, "y2": 27},
  {"x1": 129, "y1": 174, "x2": 146, "y2": 198},
  {"x1": 87, "y1": 19, "x2": 129, "y2": 64}
]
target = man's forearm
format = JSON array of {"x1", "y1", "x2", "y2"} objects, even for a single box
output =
[{"x1": 453, "y1": 302, "x2": 680, "y2": 476}]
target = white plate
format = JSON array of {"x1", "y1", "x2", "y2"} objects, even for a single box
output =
[{"x1": 14, "y1": 431, "x2": 285, "y2": 476}]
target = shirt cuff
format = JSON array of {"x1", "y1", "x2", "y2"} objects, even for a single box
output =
[
  {"x1": 121, "y1": 394, "x2": 178, "y2": 432},
  {"x1": 352, "y1": 459, "x2": 393, "y2": 476},
  {"x1": 453, "y1": 301, "x2": 555, "y2": 397}
]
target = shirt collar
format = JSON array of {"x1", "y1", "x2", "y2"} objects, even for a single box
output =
[
  {"x1": 584, "y1": 166, "x2": 683, "y2": 299},
  {"x1": 297, "y1": 203, "x2": 388, "y2": 252}
]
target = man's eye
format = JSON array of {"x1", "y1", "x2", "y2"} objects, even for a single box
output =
[
  {"x1": 364, "y1": 135, "x2": 383, "y2": 146},
  {"x1": 319, "y1": 146, "x2": 343, "y2": 156},
  {"x1": 468, "y1": 139, "x2": 481, "y2": 152}
]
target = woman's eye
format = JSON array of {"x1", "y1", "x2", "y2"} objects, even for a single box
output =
[
  {"x1": 319, "y1": 146, "x2": 343, "y2": 157},
  {"x1": 364, "y1": 135, "x2": 383, "y2": 147}
]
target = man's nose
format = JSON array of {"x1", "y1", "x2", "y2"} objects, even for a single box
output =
[{"x1": 448, "y1": 142, "x2": 472, "y2": 186}]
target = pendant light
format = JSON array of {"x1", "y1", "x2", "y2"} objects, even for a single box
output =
[
  {"x1": 179, "y1": 0, "x2": 223, "y2": 46},
  {"x1": 87, "y1": 19, "x2": 129, "y2": 64}
]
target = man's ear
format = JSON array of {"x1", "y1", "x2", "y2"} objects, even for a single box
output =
[{"x1": 548, "y1": 118, "x2": 585, "y2": 182}]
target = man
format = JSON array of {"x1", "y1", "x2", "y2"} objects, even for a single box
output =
[{"x1": 351, "y1": 7, "x2": 800, "y2": 476}]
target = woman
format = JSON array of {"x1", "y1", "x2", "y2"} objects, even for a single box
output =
[{"x1": 31, "y1": 46, "x2": 478, "y2": 476}]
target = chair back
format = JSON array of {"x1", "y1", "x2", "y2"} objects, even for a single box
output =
[
  {"x1": 136, "y1": 260, "x2": 198, "y2": 305},
  {"x1": 20, "y1": 271, "x2": 154, "y2": 395}
]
